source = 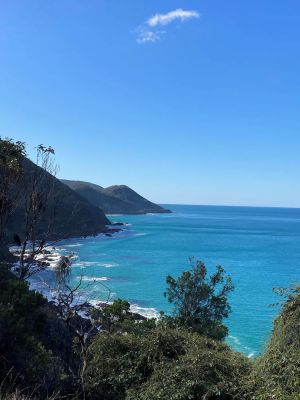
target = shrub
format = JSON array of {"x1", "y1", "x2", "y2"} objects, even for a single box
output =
[
  {"x1": 242, "y1": 287, "x2": 300, "y2": 400},
  {"x1": 0, "y1": 264, "x2": 71, "y2": 397},
  {"x1": 85, "y1": 328, "x2": 250, "y2": 400}
]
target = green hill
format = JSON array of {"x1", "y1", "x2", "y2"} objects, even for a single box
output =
[
  {"x1": 61, "y1": 179, "x2": 171, "y2": 215},
  {"x1": 5, "y1": 158, "x2": 111, "y2": 244}
]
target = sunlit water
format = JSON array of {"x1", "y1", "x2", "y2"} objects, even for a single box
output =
[{"x1": 31, "y1": 205, "x2": 300, "y2": 357}]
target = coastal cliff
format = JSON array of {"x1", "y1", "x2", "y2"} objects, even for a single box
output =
[{"x1": 61, "y1": 179, "x2": 171, "y2": 214}]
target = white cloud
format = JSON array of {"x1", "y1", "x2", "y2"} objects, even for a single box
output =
[
  {"x1": 136, "y1": 28, "x2": 163, "y2": 44},
  {"x1": 147, "y1": 8, "x2": 200, "y2": 27},
  {"x1": 135, "y1": 8, "x2": 200, "y2": 44}
]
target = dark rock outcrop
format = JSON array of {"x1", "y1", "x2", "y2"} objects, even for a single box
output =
[{"x1": 61, "y1": 179, "x2": 171, "y2": 215}]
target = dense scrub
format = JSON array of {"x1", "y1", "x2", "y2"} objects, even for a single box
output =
[
  {"x1": 242, "y1": 287, "x2": 300, "y2": 400},
  {"x1": 85, "y1": 329, "x2": 250, "y2": 400},
  {"x1": 0, "y1": 264, "x2": 75, "y2": 398}
]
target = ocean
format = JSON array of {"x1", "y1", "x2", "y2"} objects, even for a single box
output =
[{"x1": 32, "y1": 204, "x2": 300, "y2": 357}]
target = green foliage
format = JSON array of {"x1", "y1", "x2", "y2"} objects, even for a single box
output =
[
  {"x1": 242, "y1": 286, "x2": 300, "y2": 400},
  {"x1": 85, "y1": 333, "x2": 145, "y2": 399},
  {"x1": 92, "y1": 299, "x2": 134, "y2": 333},
  {"x1": 0, "y1": 264, "x2": 72, "y2": 397},
  {"x1": 37, "y1": 144, "x2": 55, "y2": 155},
  {"x1": 0, "y1": 138, "x2": 26, "y2": 173},
  {"x1": 85, "y1": 328, "x2": 250, "y2": 400},
  {"x1": 116, "y1": 317, "x2": 157, "y2": 336},
  {"x1": 91, "y1": 299, "x2": 158, "y2": 336},
  {"x1": 92, "y1": 299, "x2": 134, "y2": 332},
  {"x1": 164, "y1": 259, "x2": 234, "y2": 340},
  {"x1": 0, "y1": 138, "x2": 26, "y2": 249}
]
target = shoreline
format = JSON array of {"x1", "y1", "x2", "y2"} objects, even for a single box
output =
[
  {"x1": 9, "y1": 214, "x2": 261, "y2": 358},
  {"x1": 10, "y1": 228, "x2": 159, "y2": 321}
]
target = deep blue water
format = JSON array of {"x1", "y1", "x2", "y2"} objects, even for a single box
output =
[{"x1": 33, "y1": 205, "x2": 300, "y2": 357}]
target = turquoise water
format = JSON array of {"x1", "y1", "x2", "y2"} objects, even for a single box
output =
[{"x1": 35, "y1": 205, "x2": 300, "y2": 357}]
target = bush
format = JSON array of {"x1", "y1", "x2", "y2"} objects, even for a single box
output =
[
  {"x1": 242, "y1": 287, "x2": 300, "y2": 400},
  {"x1": 85, "y1": 328, "x2": 250, "y2": 400},
  {"x1": 0, "y1": 264, "x2": 73, "y2": 397}
]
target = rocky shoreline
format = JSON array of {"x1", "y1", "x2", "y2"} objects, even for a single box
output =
[{"x1": 9, "y1": 223, "x2": 153, "y2": 326}]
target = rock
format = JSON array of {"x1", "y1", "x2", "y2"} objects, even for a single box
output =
[{"x1": 131, "y1": 312, "x2": 147, "y2": 321}]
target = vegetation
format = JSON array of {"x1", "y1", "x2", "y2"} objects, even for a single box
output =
[
  {"x1": 164, "y1": 259, "x2": 234, "y2": 340},
  {"x1": 0, "y1": 138, "x2": 67, "y2": 280},
  {"x1": 241, "y1": 287, "x2": 300, "y2": 400},
  {"x1": 85, "y1": 329, "x2": 250, "y2": 400},
  {"x1": 0, "y1": 139, "x2": 26, "y2": 261},
  {"x1": 91, "y1": 298, "x2": 134, "y2": 333},
  {"x1": 0, "y1": 139, "x2": 299, "y2": 400},
  {"x1": 0, "y1": 263, "x2": 70, "y2": 398}
]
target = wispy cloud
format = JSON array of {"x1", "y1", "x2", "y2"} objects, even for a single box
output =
[
  {"x1": 135, "y1": 8, "x2": 200, "y2": 44},
  {"x1": 136, "y1": 28, "x2": 164, "y2": 44},
  {"x1": 148, "y1": 8, "x2": 200, "y2": 27}
]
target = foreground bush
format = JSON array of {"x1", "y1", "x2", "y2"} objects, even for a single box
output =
[
  {"x1": 0, "y1": 264, "x2": 75, "y2": 398},
  {"x1": 0, "y1": 265, "x2": 57, "y2": 391},
  {"x1": 242, "y1": 287, "x2": 300, "y2": 400},
  {"x1": 85, "y1": 328, "x2": 250, "y2": 400}
]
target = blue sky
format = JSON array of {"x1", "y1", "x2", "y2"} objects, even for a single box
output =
[{"x1": 1, "y1": 1, "x2": 300, "y2": 207}]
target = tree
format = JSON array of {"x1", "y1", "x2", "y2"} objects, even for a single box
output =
[
  {"x1": 0, "y1": 138, "x2": 26, "y2": 260},
  {"x1": 17, "y1": 144, "x2": 57, "y2": 279},
  {"x1": 51, "y1": 255, "x2": 106, "y2": 400},
  {"x1": 0, "y1": 138, "x2": 59, "y2": 278},
  {"x1": 164, "y1": 259, "x2": 234, "y2": 340},
  {"x1": 92, "y1": 299, "x2": 132, "y2": 333}
]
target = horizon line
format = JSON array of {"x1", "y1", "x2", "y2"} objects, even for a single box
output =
[{"x1": 159, "y1": 203, "x2": 300, "y2": 210}]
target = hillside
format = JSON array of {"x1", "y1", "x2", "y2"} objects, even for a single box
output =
[
  {"x1": 5, "y1": 158, "x2": 111, "y2": 244},
  {"x1": 61, "y1": 179, "x2": 171, "y2": 214}
]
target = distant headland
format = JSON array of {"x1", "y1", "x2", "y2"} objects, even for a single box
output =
[{"x1": 61, "y1": 179, "x2": 172, "y2": 215}]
